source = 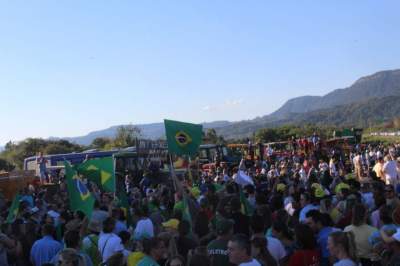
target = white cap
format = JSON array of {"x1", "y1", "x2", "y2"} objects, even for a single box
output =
[
  {"x1": 392, "y1": 229, "x2": 400, "y2": 242},
  {"x1": 47, "y1": 210, "x2": 60, "y2": 219}
]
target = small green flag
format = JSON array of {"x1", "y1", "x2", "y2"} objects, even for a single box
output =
[
  {"x1": 77, "y1": 157, "x2": 115, "y2": 192},
  {"x1": 239, "y1": 188, "x2": 254, "y2": 216},
  {"x1": 64, "y1": 161, "x2": 95, "y2": 218},
  {"x1": 116, "y1": 188, "x2": 132, "y2": 227},
  {"x1": 6, "y1": 194, "x2": 21, "y2": 223},
  {"x1": 164, "y1": 119, "x2": 203, "y2": 157},
  {"x1": 182, "y1": 194, "x2": 192, "y2": 230}
]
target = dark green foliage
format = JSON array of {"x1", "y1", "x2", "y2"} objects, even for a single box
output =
[
  {"x1": 0, "y1": 138, "x2": 85, "y2": 170},
  {"x1": 0, "y1": 158, "x2": 15, "y2": 172},
  {"x1": 215, "y1": 96, "x2": 400, "y2": 140},
  {"x1": 91, "y1": 137, "x2": 113, "y2": 149}
]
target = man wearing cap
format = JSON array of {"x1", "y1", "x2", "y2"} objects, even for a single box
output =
[{"x1": 207, "y1": 218, "x2": 234, "y2": 266}]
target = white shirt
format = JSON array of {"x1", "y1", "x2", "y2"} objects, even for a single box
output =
[
  {"x1": 234, "y1": 171, "x2": 254, "y2": 186},
  {"x1": 267, "y1": 169, "x2": 279, "y2": 179},
  {"x1": 266, "y1": 236, "x2": 287, "y2": 263},
  {"x1": 134, "y1": 218, "x2": 154, "y2": 240},
  {"x1": 299, "y1": 168, "x2": 307, "y2": 182},
  {"x1": 98, "y1": 232, "x2": 124, "y2": 262},
  {"x1": 383, "y1": 160, "x2": 398, "y2": 184},
  {"x1": 319, "y1": 162, "x2": 329, "y2": 172},
  {"x1": 329, "y1": 161, "x2": 338, "y2": 177},
  {"x1": 239, "y1": 259, "x2": 262, "y2": 266}
]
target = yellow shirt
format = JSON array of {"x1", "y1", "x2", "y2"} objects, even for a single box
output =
[
  {"x1": 344, "y1": 224, "x2": 377, "y2": 259},
  {"x1": 127, "y1": 251, "x2": 146, "y2": 266},
  {"x1": 373, "y1": 162, "x2": 384, "y2": 179}
]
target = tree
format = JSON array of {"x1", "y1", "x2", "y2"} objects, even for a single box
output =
[
  {"x1": 0, "y1": 138, "x2": 85, "y2": 170},
  {"x1": 255, "y1": 128, "x2": 279, "y2": 143},
  {"x1": 204, "y1": 128, "x2": 226, "y2": 144},
  {"x1": 91, "y1": 137, "x2": 112, "y2": 149},
  {"x1": 0, "y1": 158, "x2": 15, "y2": 172},
  {"x1": 113, "y1": 125, "x2": 142, "y2": 148},
  {"x1": 205, "y1": 128, "x2": 218, "y2": 143}
]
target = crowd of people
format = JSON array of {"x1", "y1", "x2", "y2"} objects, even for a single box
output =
[{"x1": 1, "y1": 140, "x2": 400, "y2": 266}]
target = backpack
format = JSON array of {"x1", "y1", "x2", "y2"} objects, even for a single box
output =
[{"x1": 84, "y1": 234, "x2": 102, "y2": 266}]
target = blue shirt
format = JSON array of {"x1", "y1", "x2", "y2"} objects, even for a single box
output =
[
  {"x1": 21, "y1": 195, "x2": 34, "y2": 207},
  {"x1": 113, "y1": 220, "x2": 128, "y2": 235},
  {"x1": 30, "y1": 235, "x2": 63, "y2": 266},
  {"x1": 299, "y1": 204, "x2": 319, "y2": 223},
  {"x1": 318, "y1": 227, "x2": 341, "y2": 258}
]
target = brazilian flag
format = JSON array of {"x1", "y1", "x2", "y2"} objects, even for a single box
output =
[
  {"x1": 182, "y1": 194, "x2": 192, "y2": 230},
  {"x1": 164, "y1": 119, "x2": 203, "y2": 157},
  {"x1": 6, "y1": 194, "x2": 21, "y2": 223},
  {"x1": 116, "y1": 188, "x2": 132, "y2": 227},
  {"x1": 64, "y1": 162, "x2": 95, "y2": 218},
  {"x1": 77, "y1": 157, "x2": 115, "y2": 192}
]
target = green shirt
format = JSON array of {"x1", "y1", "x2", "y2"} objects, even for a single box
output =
[
  {"x1": 207, "y1": 238, "x2": 232, "y2": 266},
  {"x1": 137, "y1": 255, "x2": 160, "y2": 266}
]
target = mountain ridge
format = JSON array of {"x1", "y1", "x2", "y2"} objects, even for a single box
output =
[
  {"x1": 41, "y1": 68, "x2": 400, "y2": 145},
  {"x1": 269, "y1": 69, "x2": 400, "y2": 119}
]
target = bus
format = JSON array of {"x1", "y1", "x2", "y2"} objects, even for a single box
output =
[
  {"x1": 199, "y1": 144, "x2": 241, "y2": 170},
  {"x1": 23, "y1": 149, "x2": 119, "y2": 176}
]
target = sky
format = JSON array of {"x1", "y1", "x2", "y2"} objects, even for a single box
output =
[{"x1": 1, "y1": 0, "x2": 400, "y2": 145}]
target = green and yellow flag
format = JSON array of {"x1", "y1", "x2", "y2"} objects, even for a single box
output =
[
  {"x1": 77, "y1": 157, "x2": 115, "y2": 192},
  {"x1": 182, "y1": 194, "x2": 192, "y2": 229},
  {"x1": 6, "y1": 194, "x2": 21, "y2": 223},
  {"x1": 64, "y1": 161, "x2": 95, "y2": 218},
  {"x1": 164, "y1": 119, "x2": 203, "y2": 157},
  {"x1": 116, "y1": 188, "x2": 132, "y2": 227}
]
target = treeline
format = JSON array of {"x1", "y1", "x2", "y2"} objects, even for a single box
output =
[
  {"x1": 253, "y1": 125, "x2": 336, "y2": 143},
  {"x1": 0, "y1": 139, "x2": 84, "y2": 171},
  {"x1": 2, "y1": 122, "x2": 395, "y2": 172},
  {"x1": 0, "y1": 125, "x2": 142, "y2": 171}
]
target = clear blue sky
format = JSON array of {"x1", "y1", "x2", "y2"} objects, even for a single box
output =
[{"x1": 1, "y1": 0, "x2": 400, "y2": 145}]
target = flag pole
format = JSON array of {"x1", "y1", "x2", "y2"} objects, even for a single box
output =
[{"x1": 169, "y1": 154, "x2": 178, "y2": 192}]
